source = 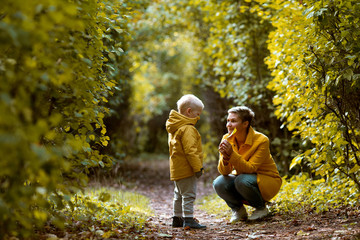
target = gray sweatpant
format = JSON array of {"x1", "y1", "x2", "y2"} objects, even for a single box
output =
[{"x1": 173, "y1": 175, "x2": 197, "y2": 218}]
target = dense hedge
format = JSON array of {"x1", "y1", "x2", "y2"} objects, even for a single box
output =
[
  {"x1": 0, "y1": 0, "x2": 132, "y2": 237},
  {"x1": 266, "y1": 0, "x2": 360, "y2": 190}
]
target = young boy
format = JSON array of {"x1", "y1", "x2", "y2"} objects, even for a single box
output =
[{"x1": 165, "y1": 94, "x2": 206, "y2": 229}]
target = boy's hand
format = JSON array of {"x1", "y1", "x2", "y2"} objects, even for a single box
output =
[{"x1": 195, "y1": 168, "x2": 204, "y2": 178}]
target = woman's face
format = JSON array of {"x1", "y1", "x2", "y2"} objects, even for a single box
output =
[{"x1": 226, "y1": 112, "x2": 247, "y2": 134}]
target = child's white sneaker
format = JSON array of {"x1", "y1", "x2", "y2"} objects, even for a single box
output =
[
  {"x1": 230, "y1": 206, "x2": 248, "y2": 223},
  {"x1": 248, "y1": 207, "x2": 269, "y2": 221}
]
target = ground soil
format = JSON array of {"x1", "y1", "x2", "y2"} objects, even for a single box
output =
[{"x1": 117, "y1": 157, "x2": 360, "y2": 240}]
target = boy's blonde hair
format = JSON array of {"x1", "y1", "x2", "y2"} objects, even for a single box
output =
[{"x1": 177, "y1": 94, "x2": 204, "y2": 114}]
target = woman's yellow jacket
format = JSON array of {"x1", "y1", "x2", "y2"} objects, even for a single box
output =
[
  {"x1": 166, "y1": 110, "x2": 203, "y2": 181},
  {"x1": 218, "y1": 127, "x2": 282, "y2": 202}
]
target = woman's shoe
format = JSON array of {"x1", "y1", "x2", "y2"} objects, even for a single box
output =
[
  {"x1": 248, "y1": 207, "x2": 269, "y2": 221},
  {"x1": 230, "y1": 206, "x2": 248, "y2": 223}
]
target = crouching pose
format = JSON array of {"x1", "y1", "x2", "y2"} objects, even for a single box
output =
[{"x1": 213, "y1": 106, "x2": 282, "y2": 223}]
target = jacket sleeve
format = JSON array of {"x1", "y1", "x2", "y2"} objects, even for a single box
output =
[
  {"x1": 217, "y1": 136, "x2": 233, "y2": 175},
  {"x1": 182, "y1": 126, "x2": 203, "y2": 172},
  {"x1": 229, "y1": 137, "x2": 270, "y2": 174},
  {"x1": 218, "y1": 153, "x2": 233, "y2": 175}
]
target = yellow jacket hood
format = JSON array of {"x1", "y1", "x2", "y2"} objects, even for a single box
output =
[{"x1": 166, "y1": 110, "x2": 200, "y2": 134}]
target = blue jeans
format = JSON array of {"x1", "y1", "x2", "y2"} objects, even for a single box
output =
[{"x1": 213, "y1": 174, "x2": 265, "y2": 211}]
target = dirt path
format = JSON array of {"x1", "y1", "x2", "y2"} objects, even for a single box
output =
[{"x1": 120, "y1": 158, "x2": 360, "y2": 240}]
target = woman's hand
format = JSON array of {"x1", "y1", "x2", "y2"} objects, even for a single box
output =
[{"x1": 219, "y1": 139, "x2": 233, "y2": 161}]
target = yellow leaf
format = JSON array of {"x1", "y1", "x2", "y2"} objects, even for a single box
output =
[
  {"x1": 98, "y1": 112, "x2": 105, "y2": 119},
  {"x1": 297, "y1": 230, "x2": 310, "y2": 236},
  {"x1": 25, "y1": 57, "x2": 37, "y2": 68},
  {"x1": 45, "y1": 130, "x2": 57, "y2": 140},
  {"x1": 102, "y1": 140, "x2": 108, "y2": 146},
  {"x1": 349, "y1": 165, "x2": 360, "y2": 174},
  {"x1": 34, "y1": 210, "x2": 47, "y2": 222},
  {"x1": 106, "y1": 81, "x2": 116, "y2": 88},
  {"x1": 102, "y1": 231, "x2": 112, "y2": 238},
  {"x1": 226, "y1": 128, "x2": 237, "y2": 145}
]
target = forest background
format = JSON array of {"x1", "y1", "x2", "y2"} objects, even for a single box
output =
[{"x1": 0, "y1": 0, "x2": 359, "y2": 238}]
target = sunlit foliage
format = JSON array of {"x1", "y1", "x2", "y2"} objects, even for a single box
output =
[
  {"x1": 265, "y1": 0, "x2": 360, "y2": 190},
  {"x1": 0, "y1": 0, "x2": 132, "y2": 237},
  {"x1": 128, "y1": 4, "x2": 202, "y2": 153},
  {"x1": 1, "y1": 0, "x2": 359, "y2": 237}
]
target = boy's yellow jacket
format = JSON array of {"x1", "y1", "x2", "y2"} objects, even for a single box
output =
[
  {"x1": 218, "y1": 127, "x2": 282, "y2": 202},
  {"x1": 166, "y1": 110, "x2": 203, "y2": 181}
]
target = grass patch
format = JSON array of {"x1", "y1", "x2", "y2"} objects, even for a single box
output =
[
  {"x1": 59, "y1": 187, "x2": 153, "y2": 238},
  {"x1": 196, "y1": 194, "x2": 230, "y2": 219},
  {"x1": 196, "y1": 194, "x2": 255, "y2": 220}
]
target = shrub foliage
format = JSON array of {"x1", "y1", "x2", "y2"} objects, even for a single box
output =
[
  {"x1": 265, "y1": 0, "x2": 360, "y2": 190},
  {"x1": 0, "y1": 0, "x2": 132, "y2": 237}
]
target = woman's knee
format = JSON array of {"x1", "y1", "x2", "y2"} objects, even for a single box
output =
[
  {"x1": 213, "y1": 175, "x2": 233, "y2": 192},
  {"x1": 213, "y1": 175, "x2": 237, "y2": 195},
  {"x1": 234, "y1": 174, "x2": 257, "y2": 192},
  {"x1": 212, "y1": 175, "x2": 225, "y2": 190}
]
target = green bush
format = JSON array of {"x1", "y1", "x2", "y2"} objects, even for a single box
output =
[
  {"x1": 0, "y1": 0, "x2": 132, "y2": 237},
  {"x1": 266, "y1": 0, "x2": 360, "y2": 190}
]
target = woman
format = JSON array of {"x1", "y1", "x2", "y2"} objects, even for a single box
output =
[{"x1": 213, "y1": 106, "x2": 282, "y2": 222}]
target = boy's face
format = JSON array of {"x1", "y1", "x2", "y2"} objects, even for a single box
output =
[{"x1": 184, "y1": 106, "x2": 202, "y2": 118}]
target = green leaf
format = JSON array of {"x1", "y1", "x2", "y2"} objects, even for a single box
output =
[{"x1": 99, "y1": 192, "x2": 111, "y2": 202}]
